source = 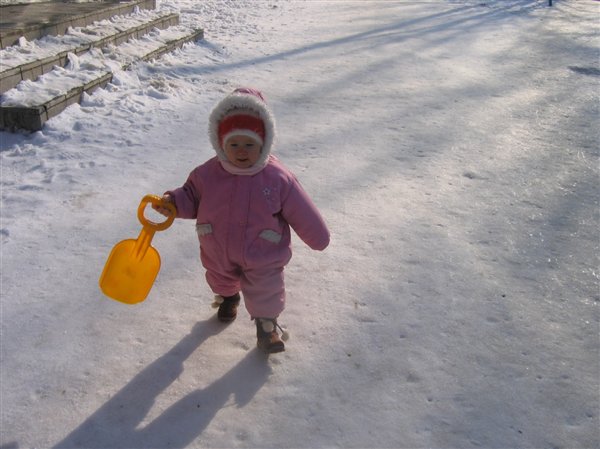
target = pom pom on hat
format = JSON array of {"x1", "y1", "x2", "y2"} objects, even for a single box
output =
[{"x1": 235, "y1": 87, "x2": 266, "y2": 102}]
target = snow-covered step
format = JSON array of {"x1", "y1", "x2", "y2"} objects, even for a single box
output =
[
  {"x1": 0, "y1": 26, "x2": 203, "y2": 131},
  {"x1": 0, "y1": 0, "x2": 157, "y2": 49},
  {"x1": 0, "y1": 11, "x2": 180, "y2": 94}
]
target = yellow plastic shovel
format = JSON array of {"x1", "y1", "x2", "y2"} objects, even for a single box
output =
[{"x1": 99, "y1": 194, "x2": 176, "y2": 304}]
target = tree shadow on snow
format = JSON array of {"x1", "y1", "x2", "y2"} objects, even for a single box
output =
[
  {"x1": 53, "y1": 320, "x2": 271, "y2": 449},
  {"x1": 161, "y1": 1, "x2": 544, "y2": 81}
]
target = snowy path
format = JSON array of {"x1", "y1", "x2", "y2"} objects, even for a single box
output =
[{"x1": 1, "y1": 1, "x2": 598, "y2": 448}]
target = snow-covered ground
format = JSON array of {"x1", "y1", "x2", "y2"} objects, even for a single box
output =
[{"x1": 1, "y1": 0, "x2": 599, "y2": 448}]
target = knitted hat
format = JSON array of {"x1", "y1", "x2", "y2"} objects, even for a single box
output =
[
  {"x1": 218, "y1": 112, "x2": 265, "y2": 148},
  {"x1": 209, "y1": 88, "x2": 275, "y2": 168}
]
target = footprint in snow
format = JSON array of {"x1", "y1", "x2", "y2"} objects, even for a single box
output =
[{"x1": 463, "y1": 171, "x2": 487, "y2": 180}]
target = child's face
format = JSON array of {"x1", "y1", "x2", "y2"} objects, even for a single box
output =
[{"x1": 223, "y1": 135, "x2": 263, "y2": 168}]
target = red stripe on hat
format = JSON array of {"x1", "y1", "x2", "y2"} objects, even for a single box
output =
[{"x1": 218, "y1": 114, "x2": 265, "y2": 147}]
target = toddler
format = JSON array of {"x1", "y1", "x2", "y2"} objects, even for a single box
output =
[{"x1": 154, "y1": 88, "x2": 330, "y2": 353}]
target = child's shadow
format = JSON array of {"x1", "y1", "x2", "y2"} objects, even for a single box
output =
[{"x1": 55, "y1": 320, "x2": 271, "y2": 449}]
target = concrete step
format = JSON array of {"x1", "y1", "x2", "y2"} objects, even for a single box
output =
[
  {"x1": 0, "y1": 0, "x2": 157, "y2": 49},
  {"x1": 0, "y1": 26, "x2": 203, "y2": 131},
  {"x1": 0, "y1": 11, "x2": 180, "y2": 94}
]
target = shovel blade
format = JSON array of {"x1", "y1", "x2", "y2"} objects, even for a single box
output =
[{"x1": 99, "y1": 239, "x2": 161, "y2": 304}]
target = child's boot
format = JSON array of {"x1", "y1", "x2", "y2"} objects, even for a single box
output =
[
  {"x1": 255, "y1": 318, "x2": 285, "y2": 354},
  {"x1": 213, "y1": 293, "x2": 241, "y2": 322}
]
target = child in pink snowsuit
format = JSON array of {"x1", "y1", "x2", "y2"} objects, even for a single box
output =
[{"x1": 154, "y1": 88, "x2": 330, "y2": 353}]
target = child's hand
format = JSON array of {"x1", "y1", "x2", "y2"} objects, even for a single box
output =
[{"x1": 152, "y1": 195, "x2": 176, "y2": 217}]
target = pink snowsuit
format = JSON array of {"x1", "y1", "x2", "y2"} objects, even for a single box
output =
[{"x1": 167, "y1": 154, "x2": 330, "y2": 318}]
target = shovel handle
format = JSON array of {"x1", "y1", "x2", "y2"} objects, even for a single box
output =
[{"x1": 138, "y1": 194, "x2": 176, "y2": 231}]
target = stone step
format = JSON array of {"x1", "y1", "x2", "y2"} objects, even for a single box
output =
[
  {"x1": 0, "y1": 26, "x2": 203, "y2": 131},
  {"x1": 0, "y1": 11, "x2": 180, "y2": 94},
  {"x1": 0, "y1": 0, "x2": 157, "y2": 49}
]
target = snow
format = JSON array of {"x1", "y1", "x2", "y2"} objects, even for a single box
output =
[
  {"x1": 1, "y1": 0, "x2": 599, "y2": 448},
  {"x1": 0, "y1": 8, "x2": 176, "y2": 71},
  {"x1": 1, "y1": 9, "x2": 200, "y2": 107}
]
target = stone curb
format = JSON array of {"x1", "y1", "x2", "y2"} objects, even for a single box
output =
[
  {"x1": 0, "y1": 12, "x2": 180, "y2": 94},
  {"x1": 0, "y1": 28, "x2": 204, "y2": 131},
  {"x1": 0, "y1": 0, "x2": 157, "y2": 49}
]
